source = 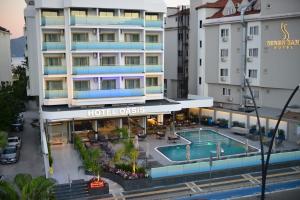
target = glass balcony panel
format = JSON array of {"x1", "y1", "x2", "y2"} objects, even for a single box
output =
[
  {"x1": 45, "y1": 90, "x2": 67, "y2": 99},
  {"x1": 73, "y1": 65, "x2": 144, "y2": 75},
  {"x1": 146, "y1": 86, "x2": 162, "y2": 94},
  {"x1": 41, "y1": 16, "x2": 65, "y2": 26},
  {"x1": 73, "y1": 88, "x2": 144, "y2": 99},
  {"x1": 43, "y1": 42, "x2": 65, "y2": 51},
  {"x1": 72, "y1": 42, "x2": 144, "y2": 50},
  {"x1": 145, "y1": 65, "x2": 162, "y2": 73},
  {"x1": 44, "y1": 66, "x2": 67, "y2": 75},
  {"x1": 70, "y1": 16, "x2": 144, "y2": 26},
  {"x1": 145, "y1": 20, "x2": 163, "y2": 28},
  {"x1": 145, "y1": 43, "x2": 163, "y2": 50}
]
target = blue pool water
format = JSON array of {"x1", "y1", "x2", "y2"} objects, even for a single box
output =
[{"x1": 157, "y1": 130, "x2": 253, "y2": 162}]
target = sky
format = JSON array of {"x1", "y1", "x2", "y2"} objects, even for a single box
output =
[{"x1": 0, "y1": 0, "x2": 189, "y2": 39}]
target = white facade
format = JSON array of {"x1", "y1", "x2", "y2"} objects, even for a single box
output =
[{"x1": 0, "y1": 27, "x2": 12, "y2": 83}]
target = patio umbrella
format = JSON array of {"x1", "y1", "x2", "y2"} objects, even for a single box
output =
[
  {"x1": 186, "y1": 144, "x2": 191, "y2": 161},
  {"x1": 134, "y1": 135, "x2": 139, "y2": 149},
  {"x1": 216, "y1": 142, "x2": 221, "y2": 159},
  {"x1": 245, "y1": 139, "x2": 249, "y2": 153},
  {"x1": 146, "y1": 142, "x2": 150, "y2": 159}
]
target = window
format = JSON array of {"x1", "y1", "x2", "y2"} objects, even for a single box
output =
[
  {"x1": 248, "y1": 69, "x2": 258, "y2": 78},
  {"x1": 72, "y1": 33, "x2": 89, "y2": 42},
  {"x1": 221, "y1": 29, "x2": 229, "y2": 37},
  {"x1": 222, "y1": 88, "x2": 231, "y2": 96},
  {"x1": 125, "y1": 56, "x2": 140, "y2": 65},
  {"x1": 71, "y1": 10, "x2": 87, "y2": 16},
  {"x1": 146, "y1": 56, "x2": 159, "y2": 65},
  {"x1": 146, "y1": 35, "x2": 159, "y2": 43},
  {"x1": 100, "y1": 33, "x2": 115, "y2": 42},
  {"x1": 146, "y1": 13, "x2": 159, "y2": 21},
  {"x1": 102, "y1": 80, "x2": 116, "y2": 90},
  {"x1": 200, "y1": 40, "x2": 202, "y2": 48},
  {"x1": 220, "y1": 68, "x2": 229, "y2": 76},
  {"x1": 42, "y1": 11, "x2": 58, "y2": 17},
  {"x1": 46, "y1": 81, "x2": 63, "y2": 90},
  {"x1": 249, "y1": 48, "x2": 258, "y2": 57},
  {"x1": 99, "y1": 9, "x2": 114, "y2": 17},
  {"x1": 199, "y1": 59, "x2": 202, "y2": 66},
  {"x1": 178, "y1": 50, "x2": 182, "y2": 56},
  {"x1": 199, "y1": 77, "x2": 202, "y2": 85},
  {"x1": 199, "y1": 20, "x2": 202, "y2": 28},
  {"x1": 45, "y1": 57, "x2": 62, "y2": 66},
  {"x1": 73, "y1": 57, "x2": 89, "y2": 66},
  {"x1": 101, "y1": 56, "x2": 115, "y2": 65},
  {"x1": 221, "y1": 49, "x2": 229, "y2": 57},
  {"x1": 44, "y1": 33, "x2": 61, "y2": 42},
  {"x1": 125, "y1": 79, "x2": 140, "y2": 89},
  {"x1": 249, "y1": 26, "x2": 259, "y2": 35},
  {"x1": 124, "y1": 33, "x2": 139, "y2": 42},
  {"x1": 124, "y1": 11, "x2": 140, "y2": 18},
  {"x1": 74, "y1": 81, "x2": 90, "y2": 91},
  {"x1": 146, "y1": 77, "x2": 158, "y2": 86}
]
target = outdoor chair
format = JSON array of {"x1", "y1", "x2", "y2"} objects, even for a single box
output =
[
  {"x1": 137, "y1": 133, "x2": 147, "y2": 141},
  {"x1": 167, "y1": 135, "x2": 180, "y2": 143}
]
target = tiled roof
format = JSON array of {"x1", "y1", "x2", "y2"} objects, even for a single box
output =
[
  {"x1": 196, "y1": 0, "x2": 242, "y2": 9},
  {"x1": 0, "y1": 26, "x2": 10, "y2": 33},
  {"x1": 168, "y1": 8, "x2": 190, "y2": 17},
  {"x1": 207, "y1": 9, "x2": 260, "y2": 19}
]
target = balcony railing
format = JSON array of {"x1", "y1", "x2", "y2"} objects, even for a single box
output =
[
  {"x1": 41, "y1": 16, "x2": 65, "y2": 26},
  {"x1": 73, "y1": 88, "x2": 144, "y2": 99},
  {"x1": 45, "y1": 90, "x2": 67, "y2": 99},
  {"x1": 43, "y1": 42, "x2": 65, "y2": 51},
  {"x1": 146, "y1": 86, "x2": 163, "y2": 94},
  {"x1": 44, "y1": 66, "x2": 67, "y2": 75},
  {"x1": 70, "y1": 16, "x2": 144, "y2": 26},
  {"x1": 145, "y1": 20, "x2": 163, "y2": 28},
  {"x1": 73, "y1": 65, "x2": 144, "y2": 75},
  {"x1": 72, "y1": 42, "x2": 144, "y2": 50},
  {"x1": 145, "y1": 65, "x2": 163, "y2": 73},
  {"x1": 145, "y1": 43, "x2": 163, "y2": 50}
]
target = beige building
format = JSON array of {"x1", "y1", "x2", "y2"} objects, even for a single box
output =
[{"x1": 0, "y1": 26, "x2": 12, "y2": 83}]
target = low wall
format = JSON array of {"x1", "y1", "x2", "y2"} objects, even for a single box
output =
[{"x1": 150, "y1": 151, "x2": 300, "y2": 178}]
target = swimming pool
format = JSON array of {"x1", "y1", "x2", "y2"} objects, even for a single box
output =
[{"x1": 156, "y1": 129, "x2": 258, "y2": 162}]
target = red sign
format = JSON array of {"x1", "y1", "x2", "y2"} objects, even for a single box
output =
[{"x1": 89, "y1": 178, "x2": 105, "y2": 189}]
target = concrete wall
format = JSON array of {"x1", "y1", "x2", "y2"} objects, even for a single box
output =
[
  {"x1": 260, "y1": 0, "x2": 300, "y2": 17},
  {"x1": 0, "y1": 30, "x2": 12, "y2": 83}
]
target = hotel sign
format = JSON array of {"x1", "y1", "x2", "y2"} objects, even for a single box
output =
[
  {"x1": 88, "y1": 107, "x2": 145, "y2": 117},
  {"x1": 266, "y1": 23, "x2": 300, "y2": 49}
]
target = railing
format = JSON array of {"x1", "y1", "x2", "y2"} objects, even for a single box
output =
[
  {"x1": 145, "y1": 65, "x2": 163, "y2": 73},
  {"x1": 41, "y1": 16, "x2": 65, "y2": 26},
  {"x1": 73, "y1": 88, "x2": 144, "y2": 99},
  {"x1": 43, "y1": 42, "x2": 65, "y2": 51},
  {"x1": 44, "y1": 66, "x2": 67, "y2": 75},
  {"x1": 145, "y1": 20, "x2": 163, "y2": 28},
  {"x1": 70, "y1": 16, "x2": 144, "y2": 26},
  {"x1": 45, "y1": 90, "x2": 67, "y2": 99},
  {"x1": 72, "y1": 42, "x2": 144, "y2": 50},
  {"x1": 145, "y1": 43, "x2": 163, "y2": 50},
  {"x1": 73, "y1": 65, "x2": 144, "y2": 75},
  {"x1": 146, "y1": 86, "x2": 163, "y2": 94}
]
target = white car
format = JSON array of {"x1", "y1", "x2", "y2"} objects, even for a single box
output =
[{"x1": 7, "y1": 136, "x2": 22, "y2": 148}]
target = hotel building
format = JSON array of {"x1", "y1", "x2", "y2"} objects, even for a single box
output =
[
  {"x1": 0, "y1": 26, "x2": 12, "y2": 83},
  {"x1": 24, "y1": 0, "x2": 213, "y2": 156}
]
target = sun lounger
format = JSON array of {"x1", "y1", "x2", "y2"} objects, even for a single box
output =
[{"x1": 231, "y1": 126, "x2": 249, "y2": 136}]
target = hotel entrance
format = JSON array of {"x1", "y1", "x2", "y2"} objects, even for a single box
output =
[{"x1": 47, "y1": 121, "x2": 70, "y2": 145}]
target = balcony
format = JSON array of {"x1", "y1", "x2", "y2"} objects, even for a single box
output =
[
  {"x1": 43, "y1": 42, "x2": 65, "y2": 51},
  {"x1": 45, "y1": 90, "x2": 67, "y2": 99},
  {"x1": 73, "y1": 88, "x2": 144, "y2": 99},
  {"x1": 73, "y1": 65, "x2": 144, "y2": 75},
  {"x1": 145, "y1": 43, "x2": 163, "y2": 50},
  {"x1": 41, "y1": 16, "x2": 64, "y2": 26},
  {"x1": 72, "y1": 42, "x2": 144, "y2": 51},
  {"x1": 146, "y1": 86, "x2": 162, "y2": 94},
  {"x1": 70, "y1": 16, "x2": 144, "y2": 26},
  {"x1": 145, "y1": 65, "x2": 163, "y2": 73},
  {"x1": 145, "y1": 20, "x2": 163, "y2": 28},
  {"x1": 44, "y1": 66, "x2": 67, "y2": 75}
]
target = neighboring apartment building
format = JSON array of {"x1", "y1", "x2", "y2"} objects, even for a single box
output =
[
  {"x1": 0, "y1": 26, "x2": 12, "y2": 83},
  {"x1": 24, "y1": 0, "x2": 213, "y2": 162},
  {"x1": 190, "y1": 0, "x2": 300, "y2": 110},
  {"x1": 165, "y1": 6, "x2": 190, "y2": 99}
]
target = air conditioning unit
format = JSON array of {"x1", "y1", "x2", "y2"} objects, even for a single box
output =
[
  {"x1": 92, "y1": 28, "x2": 97, "y2": 35},
  {"x1": 93, "y1": 52, "x2": 98, "y2": 58},
  {"x1": 227, "y1": 97, "x2": 233, "y2": 102},
  {"x1": 220, "y1": 77, "x2": 227, "y2": 82},
  {"x1": 246, "y1": 99, "x2": 253, "y2": 105},
  {"x1": 247, "y1": 35, "x2": 253, "y2": 40},
  {"x1": 222, "y1": 37, "x2": 228, "y2": 42},
  {"x1": 247, "y1": 57, "x2": 253, "y2": 62},
  {"x1": 221, "y1": 57, "x2": 227, "y2": 62}
]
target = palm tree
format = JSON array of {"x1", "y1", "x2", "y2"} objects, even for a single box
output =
[
  {"x1": 14, "y1": 174, "x2": 55, "y2": 200},
  {"x1": 0, "y1": 131, "x2": 8, "y2": 150},
  {"x1": 0, "y1": 180, "x2": 19, "y2": 200}
]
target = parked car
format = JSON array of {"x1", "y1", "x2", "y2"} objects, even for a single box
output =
[
  {"x1": 11, "y1": 118, "x2": 24, "y2": 132},
  {"x1": 8, "y1": 136, "x2": 22, "y2": 148},
  {"x1": 0, "y1": 146, "x2": 20, "y2": 164}
]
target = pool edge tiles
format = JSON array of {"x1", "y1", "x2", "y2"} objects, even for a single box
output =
[{"x1": 155, "y1": 129, "x2": 260, "y2": 163}]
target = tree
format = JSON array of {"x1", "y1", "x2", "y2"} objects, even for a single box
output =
[
  {"x1": 14, "y1": 174, "x2": 55, "y2": 200},
  {"x1": 84, "y1": 148, "x2": 102, "y2": 176},
  {"x1": 0, "y1": 131, "x2": 8, "y2": 149},
  {"x1": 0, "y1": 180, "x2": 19, "y2": 200}
]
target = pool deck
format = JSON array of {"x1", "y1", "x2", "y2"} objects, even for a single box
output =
[{"x1": 138, "y1": 125, "x2": 300, "y2": 167}]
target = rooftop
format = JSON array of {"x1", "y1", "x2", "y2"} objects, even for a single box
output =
[{"x1": 0, "y1": 26, "x2": 10, "y2": 33}]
